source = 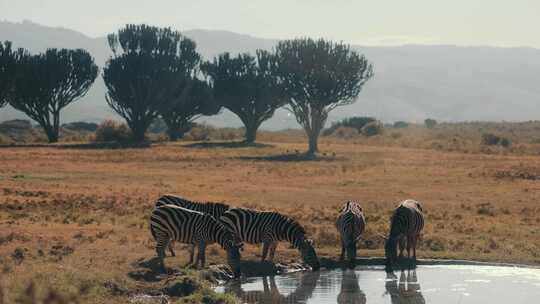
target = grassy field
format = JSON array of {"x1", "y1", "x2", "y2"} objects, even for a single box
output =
[{"x1": 1, "y1": 133, "x2": 540, "y2": 302}]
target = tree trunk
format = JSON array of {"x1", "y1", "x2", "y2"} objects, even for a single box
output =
[
  {"x1": 43, "y1": 122, "x2": 59, "y2": 143},
  {"x1": 244, "y1": 123, "x2": 259, "y2": 144},
  {"x1": 131, "y1": 123, "x2": 146, "y2": 143},
  {"x1": 45, "y1": 128, "x2": 59, "y2": 143},
  {"x1": 307, "y1": 132, "x2": 319, "y2": 155}
]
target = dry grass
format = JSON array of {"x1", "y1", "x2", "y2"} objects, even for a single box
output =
[{"x1": 1, "y1": 133, "x2": 540, "y2": 302}]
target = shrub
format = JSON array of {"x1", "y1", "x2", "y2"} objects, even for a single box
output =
[
  {"x1": 61, "y1": 122, "x2": 98, "y2": 132},
  {"x1": 500, "y1": 137, "x2": 511, "y2": 147},
  {"x1": 393, "y1": 121, "x2": 409, "y2": 128},
  {"x1": 323, "y1": 116, "x2": 376, "y2": 135},
  {"x1": 93, "y1": 120, "x2": 132, "y2": 143},
  {"x1": 481, "y1": 133, "x2": 511, "y2": 147},
  {"x1": 184, "y1": 124, "x2": 212, "y2": 141},
  {"x1": 361, "y1": 121, "x2": 384, "y2": 136},
  {"x1": 424, "y1": 118, "x2": 437, "y2": 129},
  {"x1": 333, "y1": 127, "x2": 359, "y2": 139}
]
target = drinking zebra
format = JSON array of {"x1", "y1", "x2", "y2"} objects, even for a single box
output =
[
  {"x1": 385, "y1": 199, "x2": 424, "y2": 268},
  {"x1": 220, "y1": 207, "x2": 320, "y2": 270},
  {"x1": 150, "y1": 204, "x2": 242, "y2": 277},
  {"x1": 335, "y1": 200, "x2": 366, "y2": 267},
  {"x1": 154, "y1": 194, "x2": 230, "y2": 257}
]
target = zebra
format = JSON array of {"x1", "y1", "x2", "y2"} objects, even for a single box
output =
[
  {"x1": 335, "y1": 200, "x2": 366, "y2": 267},
  {"x1": 150, "y1": 204, "x2": 242, "y2": 277},
  {"x1": 220, "y1": 207, "x2": 320, "y2": 270},
  {"x1": 154, "y1": 194, "x2": 230, "y2": 257},
  {"x1": 385, "y1": 199, "x2": 424, "y2": 268}
]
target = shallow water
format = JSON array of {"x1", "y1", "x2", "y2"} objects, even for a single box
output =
[{"x1": 216, "y1": 265, "x2": 540, "y2": 303}]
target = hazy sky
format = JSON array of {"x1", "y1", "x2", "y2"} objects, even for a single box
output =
[{"x1": 2, "y1": 0, "x2": 539, "y2": 47}]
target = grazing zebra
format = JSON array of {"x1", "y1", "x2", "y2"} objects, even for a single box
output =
[
  {"x1": 220, "y1": 208, "x2": 320, "y2": 270},
  {"x1": 335, "y1": 201, "x2": 366, "y2": 267},
  {"x1": 150, "y1": 204, "x2": 242, "y2": 277},
  {"x1": 154, "y1": 194, "x2": 230, "y2": 257},
  {"x1": 385, "y1": 199, "x2": 424, "y2": 268}
]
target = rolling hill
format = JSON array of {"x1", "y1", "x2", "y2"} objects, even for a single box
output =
[{"x1": 1, "y1": 20, "x2": 539, "y2": 129}]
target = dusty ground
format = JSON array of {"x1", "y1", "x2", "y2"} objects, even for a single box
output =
[{"x1": 1, "y1": 137, "x2": 540, "y2": 302}]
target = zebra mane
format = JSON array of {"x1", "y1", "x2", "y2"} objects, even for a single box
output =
[{"x1": 159, "y1": 194, "x2": 230, "y2": 209}]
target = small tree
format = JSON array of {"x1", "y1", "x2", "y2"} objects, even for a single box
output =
[
  {"x1": 103, "y1": 24, "x2": 201, "y2": 142},
  {"x1": 161, "y1": 78, "x2": 219, "y2": 140},
  {"x1": 274, "y1": 38, "x2": 373, "y2": 154},
  {"x1": 424, "y1": 118, "x2": 437, "y2": 129},
  {"x1": 0, "y1": 41, "x2": 26, "y2": 108},
  {"x1": 9, "y1": 48, "x2": 98, "y2": 142},
  {"x1": 203, "y1": 51, "x2": 286, "y2": 143}
]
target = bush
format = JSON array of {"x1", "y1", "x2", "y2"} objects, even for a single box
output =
[
  {"x1": 424, "y1": 118, "x2": 437, "y2": 129},
  {"x1": 147, "y1": 117, "x2": 168, "y2": 134},
  {"x1": 323, "y1": 116, "x2": 376, "y2": 135},
  {"x1": 93, "y1": 120, "x2": 132, "y2": 143},
  {"x1": 333, "y1": 127, "x2": 359, "y2": 139},
  {"x1": 184, "y1": 124, "x2": 212, "y2": 141},
  {"x1": 61, "y1": 122, "x2": 98, "y2": 132},
  {"x1": 481, "y1": 133, "x2": 511, "y2": 147},
  {"x1": 500, "y1": 137, "x2": 511, "y2": 147},
  {"x1": 361, "y1": 121, "x2": 384, "y2": 136},
  {"x1": 393, "y1": 121, "x2": 409, "y2": 128}
]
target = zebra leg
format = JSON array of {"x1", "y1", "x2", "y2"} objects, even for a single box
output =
[
  {"x1": 406, "y1": 235, "x2": 413, "y2": 260},
  {"x1": 261, "y1": 241, "x2": 270, "y2": 261},
  {"x1": 198, "y1": 242, "x2": 207, "y2": 268},
  {"x1": 156, "y1": 242, "x2": 167, "y2": 272},
  {"x1": 398, "y1": 237, "x2": 405, "y2": 258},
  {"x1": 339, "y1": 240, "x2": 346, "y2": 261},
  {"x1": 168, "y1": 241, "x2": 176, "y2": 257},
  {"x1": 268, "y1": 242, "x2": 278, "y2": 262},
  {"x1": 185, "y1": 244, "x2": 196, "y2": 267},
  {"x1": 412, "y1": 235, "x2": 418, "y2": 261}
]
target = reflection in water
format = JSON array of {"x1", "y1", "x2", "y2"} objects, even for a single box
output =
[
  {"x1": 337, "y1": 270, "x2": 366, "y2": 304},
  {"x1": 225, "y1": 271, "x2": 320, "y2": 303},
  {"x1": 385, "y1": 269, "x2": 425, "y2": 304}
]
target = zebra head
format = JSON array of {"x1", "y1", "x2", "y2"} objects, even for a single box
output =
[{"x1": 298, "y1": 239, "x2": 320, "y2": 271}]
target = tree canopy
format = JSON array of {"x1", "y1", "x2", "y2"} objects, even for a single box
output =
[
  {"x1": 203, "y1": 50, "x2": 286, "y2": 143},
  {"x1": 160, "y1": 78, "x2": 219, "y2": 140},
  {"x1": 103, "y1": 24, "x2": 201, "y2": 142},
  {"x1": 9, "y1": 48, "x2": 98, "y2": 142},
  {"x1": 273, "y1": 38, "x2": 373, "y2": 154},
  {"x1": 0, "y1": 41, "x2": 26, "y2": 108}
]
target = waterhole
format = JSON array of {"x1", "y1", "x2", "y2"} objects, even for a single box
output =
[{"x1": 216, "y1": 265, "x2": 540, "y2": 303}]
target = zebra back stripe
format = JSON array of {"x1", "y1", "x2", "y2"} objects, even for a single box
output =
[
  {"x1": 220, "y1": 208, "x2": 307, "y2": 248},
  {"x1": 155, "y1": 194, "x2": 230, "y2": 220},
  {"x1": 150, "y1": 204, "x2": 235, "y2": 250}
]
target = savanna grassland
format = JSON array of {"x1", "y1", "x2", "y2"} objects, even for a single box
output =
[{"x1": 1, "y1": 124, "x2": 540, "y2": 303}]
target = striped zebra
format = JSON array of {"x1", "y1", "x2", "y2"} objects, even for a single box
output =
[
  {"x1": 220, "y1": 208, "x2": 320, "y2": 270},
  {"x1": 335, "y1": 201, "x2": 366, "y2": 267},
  {"x1": 150, "y1": 204, "x2": 242, "y2": 277},
  {"x1": 155, "y1": 194, "x2": 230, "y2": 257},
  {"x1": 385, "y1": 199, "x2": 424, "y2": 268}
]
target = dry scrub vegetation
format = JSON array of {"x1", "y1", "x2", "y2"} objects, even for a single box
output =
[{"x1": 1, "y1": 128, "x2": 540, "y2": 302}]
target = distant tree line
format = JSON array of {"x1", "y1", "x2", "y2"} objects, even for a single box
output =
[{"x1": 0, "y1": 24, "x2": 376, "y2": 154}]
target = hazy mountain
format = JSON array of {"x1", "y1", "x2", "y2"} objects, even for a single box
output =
[{"x1": 1, "y1": 20, "x2": 539, "y2": 129}]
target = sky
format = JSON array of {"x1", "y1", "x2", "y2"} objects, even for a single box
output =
[{"x1": 1, "y1": 0, "x2": 540, "y2": 48}]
